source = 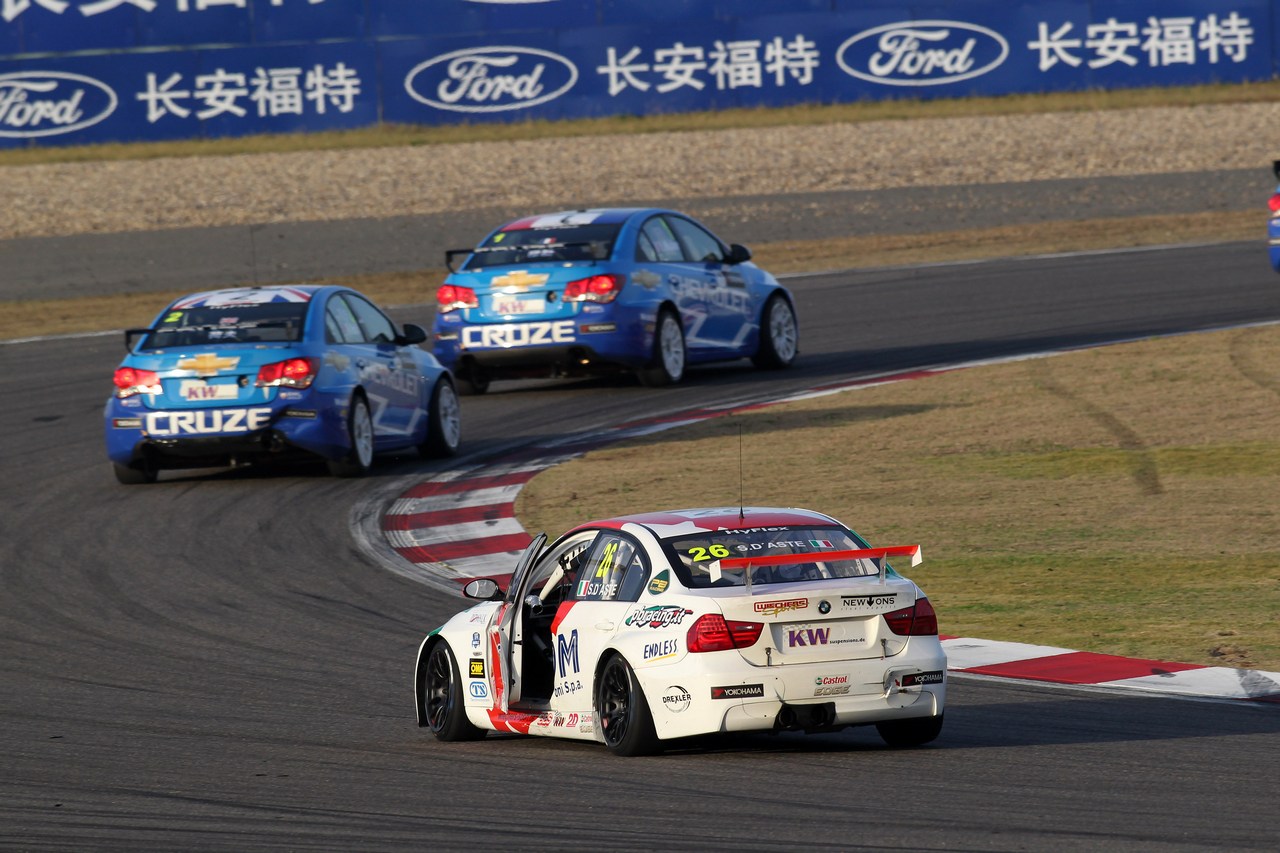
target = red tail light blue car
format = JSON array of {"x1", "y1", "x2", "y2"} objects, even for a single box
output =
[
  {"x1": 104, "y1": 285, "x2": 461, "y2": 484},
  {"x1": 432, "y1": 208, "x2": 799, "y2": 394}
]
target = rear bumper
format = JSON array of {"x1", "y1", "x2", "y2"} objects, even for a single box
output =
[
  {"x1": 104, "y1": 397, "x2": 346, "y2": 469},
  {"x1": 637, "y1": 641, "x2": 948, "y2": 741},
  {"x1": 432, "y1": 310, "x2": 652, "y2": 377}
]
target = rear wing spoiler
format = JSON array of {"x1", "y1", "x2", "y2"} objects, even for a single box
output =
[
  {"x1": 709, "y1": 545, "x2": 922, "y2": 588},
  {"x1": 444, "y1": 240, "x2": 610, "y2": 273}
]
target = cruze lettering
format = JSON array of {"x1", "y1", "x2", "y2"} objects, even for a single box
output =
[
  {"x1": 462, "y1": 320, "x2": 575, "y2": 349},
  {"x1": 144, "y1": 408, "x2": 272, "y2": 436}
]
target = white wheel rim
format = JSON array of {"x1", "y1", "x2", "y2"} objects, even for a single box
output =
[
  {"x1": 659, "y1": 316, "x2": 685, "y2": 378},
  {"x1": 769, "y1": 301, "x2": 797, "y2": 362},
  {"x1": 437, "y1": 384, "x2": 461, "y2": 449},
  {"x1": 352, "y1": 401, "x2": 374, "y2": 466}
]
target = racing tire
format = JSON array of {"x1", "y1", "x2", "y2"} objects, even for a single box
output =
[
  {"x1": 458, "y1": 368, "x2": 490, "y2": 396},
  {"x1": 875, "y1": 713, "x2": 944, "y2": 748},
  {"x1": 423, "y1": 641, "x2": 486, "y2": 742},
  {"x1": 751, "y1": 294, "x2": 798, "y2": 369},
  {"x1": 112, "y1": 459, "x2": 157, "y2": 485},
  {"x1": 326, "y1": 394, "x2": 374, "y2": 478},
  {"x1": 637, "y1": 309, "x2": 685, "y2": 388},
  {"x1": 419, "y1": 378, "x2": 461, "y2": 459},
  {"x1": 596, "y1": 654, "x2": 660, "y2": 757}
]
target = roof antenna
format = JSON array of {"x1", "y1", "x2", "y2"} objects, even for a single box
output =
[{"x1": 738, "y1": 422, "x2": 745, "y2": 525}]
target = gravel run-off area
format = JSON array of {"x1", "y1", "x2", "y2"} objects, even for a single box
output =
[{"x1": 2, "y1": 101, "x2": 1277, "y2": 241}]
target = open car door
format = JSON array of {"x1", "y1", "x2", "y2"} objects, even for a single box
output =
[{"x1": 493, "y1": 533, "x2": 546, "y2": 712}]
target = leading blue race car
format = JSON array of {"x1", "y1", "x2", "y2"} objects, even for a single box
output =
[
  {"x1": 432, "y1": 208, "x2": 799, "y2": 394},
  {"x1": 104, "y1": 284, "x2": 461, "y2": 484}
]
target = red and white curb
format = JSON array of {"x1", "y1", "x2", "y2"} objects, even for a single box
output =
[
  {"x1": 377, "y1": 357, "x2": 1280, "y2": 705},
  {"x1": 942, "y1": 637, "x2": 1279, "y2": 703}
]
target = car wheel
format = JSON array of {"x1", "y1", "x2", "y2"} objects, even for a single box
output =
[
  {"x1": 326, "y1": 394, "x2": 374, "y2": 478},
  {"x1": 419, "y1": 378, "x2": 461, "y2": 459},
  {"x1": 875, "y1": 713, "x2": 944, "y2": 748},
  {"x1": 423, "y1": 641, "x2": 485, "y2": 742},
  {"x1": 751, "y1": 294, "x2": 798, "y2": 369},
  {"x1": 112, "y1": 459, "x2": 157, "y2": 485},
  {"x1": 459, "y1": 368, "x2": 490, "y2": 396},
  {"x1": 596, "y1": 654, "x2": 660, "y2": 756},
  {"x1": 637, "y1": 309, "x2": 685, "y2": 387}
]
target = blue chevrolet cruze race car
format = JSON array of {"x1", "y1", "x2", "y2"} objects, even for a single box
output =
[
  {"x1": 105, "y1": 285, "x2": 461, "y2": 484},
  {"x1": 432, "y1": 208, "x2": 799, "y2": 393}
]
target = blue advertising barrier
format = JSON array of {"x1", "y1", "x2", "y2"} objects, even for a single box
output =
[{"x1": 0, "y1": 0, "x2": 1273, "y2": 148}]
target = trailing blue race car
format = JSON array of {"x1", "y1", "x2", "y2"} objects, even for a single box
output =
[
  {"x1": 104, "y1": 285, "x2": 461, "y2": 484},
  {"x1": 432, "y1": 208, "x2": 799, "y2": 394}
]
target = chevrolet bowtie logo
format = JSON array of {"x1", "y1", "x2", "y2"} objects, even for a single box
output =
[
  {"x1": 492, "y1": 270, "x2": 548, "y2": 291},
  {"x1": 178, "y1": 353, "x2": 240, "y2": 377}
]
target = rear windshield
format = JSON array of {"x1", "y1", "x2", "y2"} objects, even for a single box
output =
[
  {"x1": 140, "y1": 301, "x2": 308, "y2": 349},
  {"x1": 464, "y1": 224, "x2": 620, "y2": 270},
  {"x1": 660, "y1": 525, "x2": 881, "y2": 589}
]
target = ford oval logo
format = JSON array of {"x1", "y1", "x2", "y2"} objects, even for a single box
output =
[
  {"x1": 0, "y1": 71, "x2": 117, "y2": 138},
  {"x1": 405, "y1": 46, "x2": 578, "y2": 114},
  {"x1": 837, "y1": 20, "x2": 1008, "y2": 87}
]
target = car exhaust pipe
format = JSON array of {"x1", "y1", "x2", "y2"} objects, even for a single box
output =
[{"x1": 775, "y1": 703, "x2": 837, "y2": 732}]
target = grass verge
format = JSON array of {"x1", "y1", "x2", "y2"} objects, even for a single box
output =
[{"x1": 517, "y1": 323, "x2": 1280, "y2": 671}]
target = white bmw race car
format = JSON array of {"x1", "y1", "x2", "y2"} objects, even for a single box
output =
[{"x1": 414, "y1": 507, "x2": 946, "y2": 756}]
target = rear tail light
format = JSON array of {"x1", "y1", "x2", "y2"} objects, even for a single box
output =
[
  {"x1": 883, "y1": 598, "x2": 938, "y2": 636},
  {"x1": 563, "y1": 274, "x2": 623, "y2": 304},
  {"x1": 687, "y1": 614, "x2": 764, "y2": 652},
  {"x1": 256, "y1": 357, "x2": 318, "y2": 389},
  {"x1": 1269, "y1": 193, "x2": 1280, "y2": 215},
  {"x1": 437, "y1": 284, "x2": 479, "y2": 313},
  {"x1": 113, "y1": 367, "x2": 162, "y2": 398}
]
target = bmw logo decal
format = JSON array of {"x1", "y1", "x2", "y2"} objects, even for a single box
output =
[{"x1": 818, "y1": 600, "x2": 831, "y2": 614}]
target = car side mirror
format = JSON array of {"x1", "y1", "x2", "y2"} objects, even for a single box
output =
[
  {"x1": 727, "y1": 243, "x2": 752, "y2": 265},
  {"x1": 398, "y1": 323, "x2": 428, "y2": 346},
  {"x1": 463, "y1": 578, "x2": 504, "y2": 601}
]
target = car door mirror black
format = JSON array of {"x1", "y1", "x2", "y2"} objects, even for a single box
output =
[
  {"x1": 727, "y1": 243, "x2": 752, "y2": 265},
  {"x1": 463, "y1": 578, "x2": 504, "y2": 600},
  {"x1": 398, "y1": 323, "x2": 428, "y2": 346}
]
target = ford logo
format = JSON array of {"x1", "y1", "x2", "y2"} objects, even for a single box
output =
[
  {"x1": 405, "y1": 46, "x2": 577, "y2": 113},
  {"x1": 837, "y1": 20, "x2": 1008, "y2": 87},
  {"x1": 0, "y1": 71, "x2": 117, "y2": 138}
]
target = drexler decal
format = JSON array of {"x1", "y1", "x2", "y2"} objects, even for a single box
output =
[{"x1": 661, "y1": 685, "x2": 691, "y2": 713}]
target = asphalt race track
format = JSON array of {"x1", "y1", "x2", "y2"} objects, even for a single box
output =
[{"x1": 3, "y1": 237, "x2": 1280, "y2": 850}]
